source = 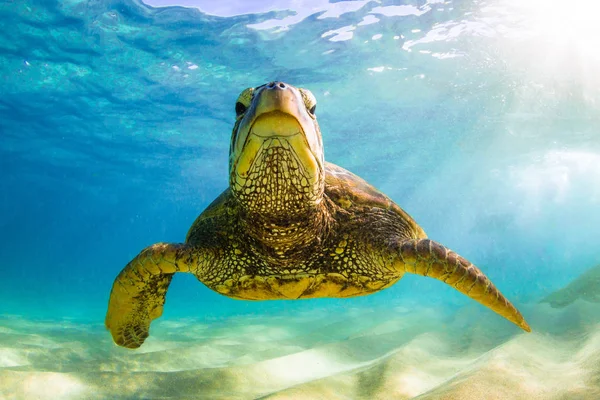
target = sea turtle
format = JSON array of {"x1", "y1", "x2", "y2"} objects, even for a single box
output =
[{"x1": 106, "y1": 81, "x2": 531, "y2": 348}]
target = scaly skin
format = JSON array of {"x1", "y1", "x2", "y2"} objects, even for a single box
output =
[{"x1": 106, "y1": 82, "x2": 530, "y2": 349}]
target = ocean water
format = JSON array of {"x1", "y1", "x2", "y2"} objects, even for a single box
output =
[{"x1": 1, "y1": 0, "x2": 600, "y2": 398}]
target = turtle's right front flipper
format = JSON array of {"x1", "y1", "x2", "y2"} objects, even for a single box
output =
[
  {"x1": 105, "y1": 243, "x2": 210, "y2": 349},
  {"x1": 395, "y1": 239, "x2": 531, "y2": 332}
]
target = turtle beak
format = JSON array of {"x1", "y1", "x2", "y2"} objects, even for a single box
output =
[
  {"x1": 230, "y1": 82, "x2": 324, "y2": 182},
  {"x1": 250, "y1": 82, "x2": 308, "y2": 137}
]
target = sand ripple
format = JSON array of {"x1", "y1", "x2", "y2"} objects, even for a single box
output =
[{"x1": 1, "y1": 301, "x2": 599, "y2": 399}]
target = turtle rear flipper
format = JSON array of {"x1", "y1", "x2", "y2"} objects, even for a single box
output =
[
  {"x1": 396, "y1": 239, "x2": 531, "y2": 332},
  {"x1": 105, "y1": 243, "x2": 195, "y2": 348}
]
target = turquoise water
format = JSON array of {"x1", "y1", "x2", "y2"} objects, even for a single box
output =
[{"x1": 1, "y1": 0, "x2": 600, "y2": 398}]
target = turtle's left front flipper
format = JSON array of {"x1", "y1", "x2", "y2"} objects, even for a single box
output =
[
  {"x1": 395, "y1": 239, "x2": 531, "y2": 332},
  {"x1": 105, "y1": 243, "x2": 205, "y2": 349}
]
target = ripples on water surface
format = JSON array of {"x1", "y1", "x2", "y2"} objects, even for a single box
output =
[{"x1": 1, "y1": 0, "x2": 599, "y2": 398}]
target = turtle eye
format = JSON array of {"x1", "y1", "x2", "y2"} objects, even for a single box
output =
[
  {"x1": 235, "y1": 102, "x2": 247, "y2": 116},
  {"x1": 299, "y1": 88, "x2": 317, "y2": 117},
  {"x1": 235, "y1": 87, "x2": 254, "y2": 117}
]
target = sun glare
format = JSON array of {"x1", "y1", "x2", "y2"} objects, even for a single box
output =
[
  {"x1": 500, "y1": 0, "x2": 600, "y2": 91},
  {"x1": 501, "y1": 0, "x2": 600, "y2": 50}
]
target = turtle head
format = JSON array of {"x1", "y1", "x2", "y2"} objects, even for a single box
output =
[{"x1": 229, "y1": 82, "x2": 325, "y2": 216}]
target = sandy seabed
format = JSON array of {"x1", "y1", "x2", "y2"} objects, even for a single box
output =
[{"x1": 0, "y1": 300, "x2": 599, "y2": 400}]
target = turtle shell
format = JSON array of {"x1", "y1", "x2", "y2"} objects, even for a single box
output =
[{"x1": 324, "y1": 161, "x2": 427, "y2": 240}]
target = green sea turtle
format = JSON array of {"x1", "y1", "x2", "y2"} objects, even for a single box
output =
[{"x1": 106, "y1": 81, "x2": 531, "y2": 348}]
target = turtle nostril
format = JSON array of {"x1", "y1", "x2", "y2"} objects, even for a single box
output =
[{"x1": 266, "y1": 81, "x2": 286, "y2": 89}]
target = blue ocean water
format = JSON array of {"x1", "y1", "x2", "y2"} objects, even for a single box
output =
[{"x1": 1, "y1": 0, "x2": 600, "y2": 398}]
